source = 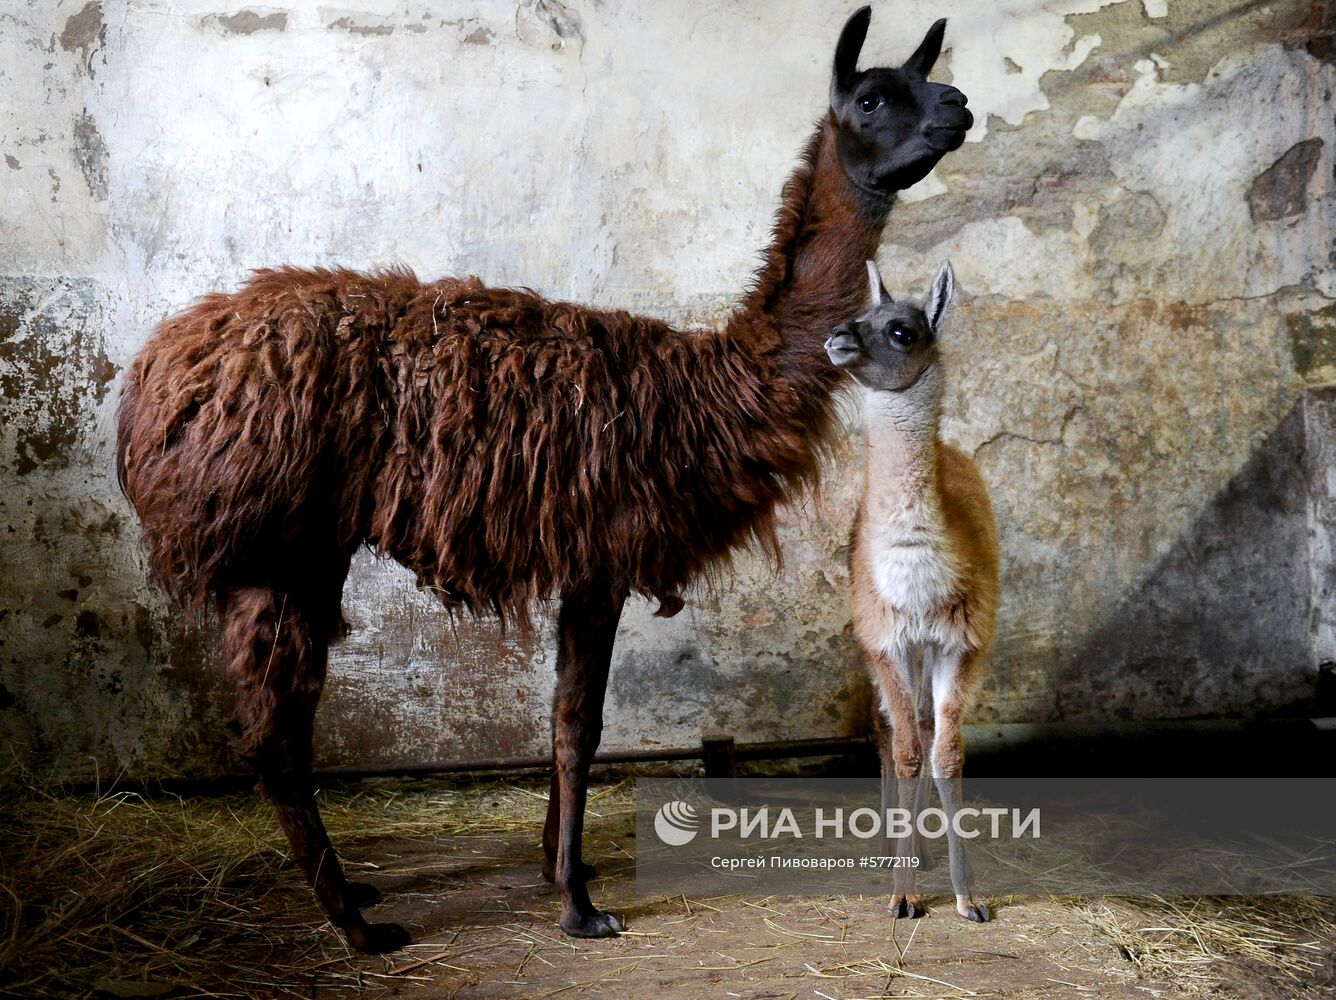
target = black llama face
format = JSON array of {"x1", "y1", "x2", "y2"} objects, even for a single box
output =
[{"x1": 830, "y1": 7, "x2": 974, "y2": 196}]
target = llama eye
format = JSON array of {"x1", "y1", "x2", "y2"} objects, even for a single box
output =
[
  {"x1": 857, "y1": 95, "x2": 881, "y2": 114},
  {"x1": 891, "y1": 327, "x2": 916, "y2": 346}
]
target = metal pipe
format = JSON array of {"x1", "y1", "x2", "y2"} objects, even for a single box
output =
[
  {"x1": 50, "y1": 735, "x2": 875, "y2": 797},
  {"x1": 311, "y1": 735, "x2": 873, "y2": 782},
  {"x1": 58, "y1": 717, "x2": 1330, "y2": 797}
]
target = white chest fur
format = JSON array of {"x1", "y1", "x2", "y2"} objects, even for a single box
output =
[
  {"x1": 863, "y1": 497, "x2": 962, "y2": 648},
  {"x1": 866, "y1": 515, "x2": 960, "y2": 615}
]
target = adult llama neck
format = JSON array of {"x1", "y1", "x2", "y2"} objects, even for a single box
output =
[
  {"x1": 732, "y1": 111, "x2": 892, "y2": 379},
  {"x1": 700, "y1": 110, "x2": 893, "y2": 537}
]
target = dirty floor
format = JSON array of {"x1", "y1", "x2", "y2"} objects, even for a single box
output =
[{"x1": 3, "y1": 777, "x2": 1332, "y2": 998}]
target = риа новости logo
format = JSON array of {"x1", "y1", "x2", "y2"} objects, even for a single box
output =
[{"x1": 653, "y1": 801, "x2": 699, "y2": 845}]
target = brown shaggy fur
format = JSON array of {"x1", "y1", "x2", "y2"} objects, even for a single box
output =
[{"x1": 117, "y1": 114, "x2": 883, "y2": 626}]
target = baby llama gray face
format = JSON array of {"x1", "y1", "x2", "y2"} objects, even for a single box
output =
[{"x1": 825, "y1": 259, "x2": 955, "y2": 392}]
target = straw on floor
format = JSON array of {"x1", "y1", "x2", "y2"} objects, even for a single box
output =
[{"x1": 1, "y1": 769, "x2": 1331, "y2": 998}]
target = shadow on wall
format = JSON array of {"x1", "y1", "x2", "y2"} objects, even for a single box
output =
[{"x1": 1050, "y1": 391, "x2": 1326, "y2": 722}]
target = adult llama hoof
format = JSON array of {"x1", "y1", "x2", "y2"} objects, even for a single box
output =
[
  {"x1": 560, "y1": 909, "x2": 622, "y2": 938},
  {"x1": 888, "y1": 895, "x2": 925, "y2": 919},
  {"x1": 957, "y1": 897, "x2": 991, "y2": 923},
  {"x1": 542, "y1": 858, "x2": 598, "y2": 884},
  {"x1": 347, "y1": 921, "x2": 412, "y2": 954},
  {"x1": 344, "y1": 881, "x2": 383, "y2": 908}
]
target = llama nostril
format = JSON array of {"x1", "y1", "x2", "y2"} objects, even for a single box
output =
[
  {"x1": 939, "y1": 91, "x2": 965, "y2": 108},
  {"x1": 827, "y1": 328, "x2": 862, "y2": 355}
]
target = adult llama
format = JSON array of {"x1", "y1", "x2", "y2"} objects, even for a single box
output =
[{"x1": 117, "y1": 7, "x2": 973, "y2": 952}]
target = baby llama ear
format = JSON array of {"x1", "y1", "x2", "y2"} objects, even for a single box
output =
[
  {"x1": 925, "y1": 259, "x2": 955, "y2": 332},
  {"x1": 866, "y1": 260, "x2": 890, "y2": 308}
]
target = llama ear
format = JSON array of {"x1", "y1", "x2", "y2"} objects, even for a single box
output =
[
  {"x1": 866, "y1": 260, "x2": 890, "y2": 308},
  {"x1": 902, "y1": 18, "x2": 947, "y2": 80},
  {"x1": 833, "y1": 6, "x2": 871, "y2": 95},
  {"x1": 925, "y1": 259, "x2": 955, "y2": 332}
]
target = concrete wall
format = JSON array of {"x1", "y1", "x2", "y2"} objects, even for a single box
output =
[{"x1": 2, "y1": 0, "x2": 1333, "y2": 779}]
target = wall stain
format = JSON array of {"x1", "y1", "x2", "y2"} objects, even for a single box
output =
[
  {"x1": 326, "y1": 16, "x2": 424, "y2": 37},
  {"x1": 1066, "y1": 0, "x2": 1320, "y2": 87},
  {"x1": 517, "y1": 0, "x2": 583, "y2": 51},
  {"x1": 72, "y1": 111, "x2": 108, "y2": 201},
  {"x1": 1287, "y1": 302, "x2": 1336, "y2": 377},
  {"x1": 893, "y1": 0, "x2": 1325, "y2": 253},
  {"x1": 59, "y1": 1, "x2": 104, "y2": 74},
  {"x1": 202, "y1": 9, "x2": 289, "y2": 35},
  {"x1": 0, "y1": 278, "x2": 118, "y2": 476},
  {"x1": 1248, "y1": 137, "x2": 1324, "y2": 222},
  {"x1": 327, "y1": 17, "x2": 393, "y2": 36}
]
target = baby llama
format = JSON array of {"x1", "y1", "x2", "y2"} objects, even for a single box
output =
[{"x1": 826, "y1": 258, "x2": 999, "y2": 922}]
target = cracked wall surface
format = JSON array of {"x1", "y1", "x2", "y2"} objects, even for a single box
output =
[{"x1": 1, "y1": 0, "x2": 1333, "y2": 779}]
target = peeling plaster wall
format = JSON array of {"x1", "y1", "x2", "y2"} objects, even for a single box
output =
[{"x1": 1, "y1": 0, "x2": 1332, "y2": 779}]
